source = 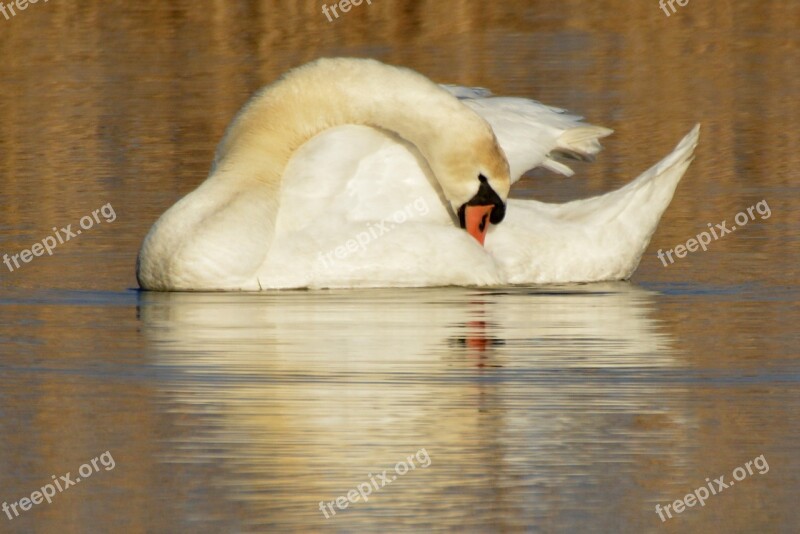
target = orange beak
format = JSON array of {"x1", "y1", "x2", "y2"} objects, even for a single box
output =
[{"x1": 464, "y1": 205, "x2": 494, "y2": 246}]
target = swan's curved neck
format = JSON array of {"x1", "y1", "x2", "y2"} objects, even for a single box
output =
[{"x1": 210, "y1": 58, "x2": 484, "y2": 193}]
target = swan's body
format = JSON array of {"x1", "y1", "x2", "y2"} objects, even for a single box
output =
[{"x1": 137, "y1": 58, "x2": 699, "y2": 290}]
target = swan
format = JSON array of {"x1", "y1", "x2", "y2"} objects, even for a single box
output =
[{"x1": 136, "y1": 57, "x2": 699, "y2": 290}]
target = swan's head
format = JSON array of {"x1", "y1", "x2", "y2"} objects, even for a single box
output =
[{"x1": 431, "y1": 128, "x2": 510, "y2": 246}]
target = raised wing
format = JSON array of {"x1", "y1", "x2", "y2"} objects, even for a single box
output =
[{"x1": 441, "y1": 84, "x2": 613, "y2": 182}]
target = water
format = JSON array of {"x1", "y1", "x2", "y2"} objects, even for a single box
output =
[{"x1": 1, "y1": 1, "x2": 798, "y2": 532}]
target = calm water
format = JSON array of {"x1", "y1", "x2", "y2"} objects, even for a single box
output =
[{"x1": 1, "y1": 1, "x2": 799, "y2": 532}]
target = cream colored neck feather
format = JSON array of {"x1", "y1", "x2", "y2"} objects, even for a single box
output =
[{"x1": 210, "y1": 57, "x2": 495, "y2": 200}]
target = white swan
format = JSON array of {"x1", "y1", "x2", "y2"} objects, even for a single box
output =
[{"x1": 136, "y1": 57, "x2": 699, "y2": 290}]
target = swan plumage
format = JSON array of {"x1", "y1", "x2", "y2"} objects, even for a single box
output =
[{"x1": 136, "y1": 58, "x2": 699, "y2": 290}]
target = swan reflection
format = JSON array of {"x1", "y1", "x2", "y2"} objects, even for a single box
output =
[{"x1": 138, "y1": 284, "x2": 689, "y2": 530}]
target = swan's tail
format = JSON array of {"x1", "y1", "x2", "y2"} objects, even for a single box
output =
[
  {"x1": 442, "y1": 84, "x2": 613, "y2": 181},
  {"x1": 553, "y1": 124, "x2": 701, "y2": 279},
  {"x1": 557, "y1": 125, "x2": 700, "y2": 221}
]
